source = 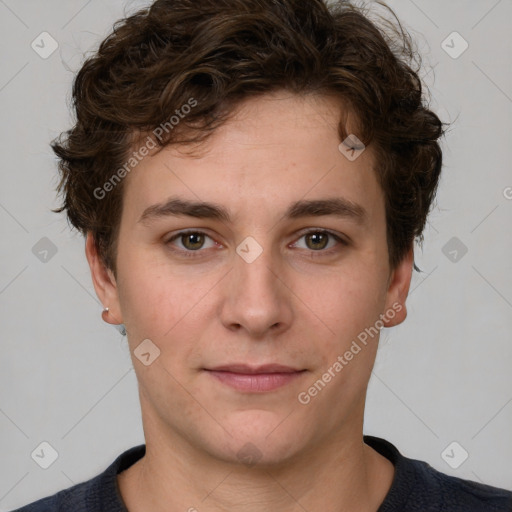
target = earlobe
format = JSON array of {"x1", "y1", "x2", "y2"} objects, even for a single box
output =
[
  {"x1": 383, "y1": 247, "x2": 414, "y2": 328},
  {"x1": 85, "y1": 232, "x2": 124, "y2": 326}
]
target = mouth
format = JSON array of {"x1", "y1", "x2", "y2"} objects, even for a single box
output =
[{"x1": 203, "y1": 364, "x2": 307, "y2": 392}]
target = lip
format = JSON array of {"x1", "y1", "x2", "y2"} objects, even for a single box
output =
[
  {"x1": 204, "y1": 364, "x2": 307, "y2": 392},
  {"x1": 207, "y1": 363, "x2": 302, "y2": 374}
]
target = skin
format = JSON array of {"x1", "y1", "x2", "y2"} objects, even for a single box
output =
[{"x1": 86, "y1": 90, "x2": 413, "y2": 512}]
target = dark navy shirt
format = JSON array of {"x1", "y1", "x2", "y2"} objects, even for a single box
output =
[{"x1": 11, "y1": 435, "x2": 512, "y2": 511}]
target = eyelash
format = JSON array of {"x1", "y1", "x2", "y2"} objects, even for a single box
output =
[{"x1": 165, "y1": 229, "x2": 348, "y2": 258}]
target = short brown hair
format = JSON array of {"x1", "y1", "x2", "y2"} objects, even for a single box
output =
[{"x1": 52, "y1": 0, "x2": 449, "y2": 275}]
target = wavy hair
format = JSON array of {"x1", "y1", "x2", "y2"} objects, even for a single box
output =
[{"x1": 52, "y1": 0, "x2": 449, "y2": 275}]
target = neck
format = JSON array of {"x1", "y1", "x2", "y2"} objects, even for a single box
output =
[{"x1": 118, "y1": 415, "x2": 395, "y2": 512}]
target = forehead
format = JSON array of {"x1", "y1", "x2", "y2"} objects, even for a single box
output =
[{"x1": 121, "y1": 92, "x2": 383, "y2": 226}]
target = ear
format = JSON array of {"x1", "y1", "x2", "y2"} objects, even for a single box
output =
[
  {"x1": 85, "y1": 232, "x2": 123, "y2": 326},
  {"x1": 382, "y1": 246, "x2": 414, "y2": 328}
]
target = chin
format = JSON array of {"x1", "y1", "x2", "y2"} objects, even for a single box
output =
[{"x1": 202, "y1": 411, "x2": 309, "y2": 467}]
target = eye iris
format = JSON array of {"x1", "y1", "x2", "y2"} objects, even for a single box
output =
[
  {"x1": 182, "y1": 233, "x2": 204, "y2": 250},
  {"x1": 306, "y1": 232, "x2": 328, "y2": 250}
]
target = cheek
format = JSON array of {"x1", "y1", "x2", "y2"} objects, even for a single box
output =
[
  {"x1": 301, "y1": 271, "x2": 387, "y2": 392},
  {"x1": 120, "y1": 276, "x2": 191, "y2": 343},
  {"x1": 116, "y1": 251, "x2": 221, "y2": 370},
  {"x1": 304, "y1": 264, "x2": 387, "y2": 343},
  {"x1": 115, "y1": 245, "x2": 182, "y2": 337}
]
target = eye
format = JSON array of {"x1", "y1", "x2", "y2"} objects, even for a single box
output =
[
  {"x1": 165, "y1": 228, "x2": 348, "y2": 259},
  {"x1": 292, "y1": 229, "x2": 347, "y2": 253},
  {"x1": 166, "y1": 230, "x2": 217, "y2": 254}
]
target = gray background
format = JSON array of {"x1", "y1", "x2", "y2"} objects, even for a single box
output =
[{"x1": 1, "y1": 0, "x2": 511, "y2": 509}]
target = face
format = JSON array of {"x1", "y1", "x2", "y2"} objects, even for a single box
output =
[{"x1": 87, "y1": 91, "x2": 412, "y2": 465}]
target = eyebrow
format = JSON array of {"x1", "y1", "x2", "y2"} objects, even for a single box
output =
[{"x1": 138, "y1": 196, "x2": 367, "y2": 226}]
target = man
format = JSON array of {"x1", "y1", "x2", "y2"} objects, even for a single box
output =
[{"x1": 14, "y1": 0, "x2": 512, "y2": 510}]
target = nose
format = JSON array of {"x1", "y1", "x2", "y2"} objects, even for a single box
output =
[{"x1": 218, "y1": 241, "x2": 293, "y2": 338}]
